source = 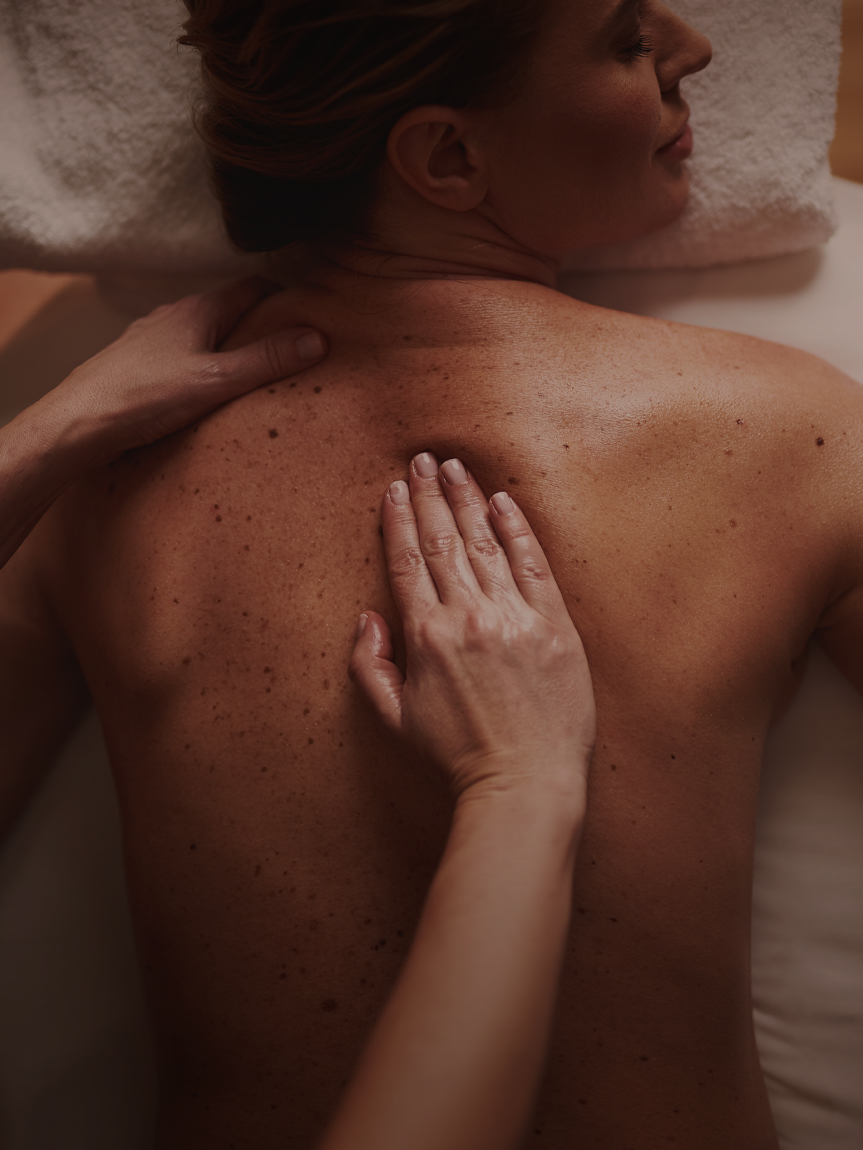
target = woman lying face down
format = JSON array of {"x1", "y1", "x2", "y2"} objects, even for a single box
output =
[{"x1": 8, "y1": 1, "x2": 863, "y2": 1147}]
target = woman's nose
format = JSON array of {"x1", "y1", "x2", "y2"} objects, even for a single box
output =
[
  {"x1": 655, "y1": 4, "x2": 713, "y2": 93},
  {"x1": 682, "y1": 27, "x2": 713, "y2": 80}
]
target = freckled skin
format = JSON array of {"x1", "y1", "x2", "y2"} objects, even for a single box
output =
[{"x1": 26, "y1": 277, "x2": 863, "y2": 1148}]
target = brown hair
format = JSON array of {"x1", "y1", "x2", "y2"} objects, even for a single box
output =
[{"x1": 179, "y1": 0, "x2": 545, "y2": 252}]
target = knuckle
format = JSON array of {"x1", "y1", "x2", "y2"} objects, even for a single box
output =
[
  {"x1": 176, "y1": 293, "x2": 207, "y2": 321},
  {"x1": 262, "y1": 336, "x2": 287, "y2": 379},
  {"x1": 445, "y1": 483, "x2": 479, "y2": 508},
  {"x1": 420, "y1": 530, "x2": 461, "y2": 559},
  {"x1": 467, "y1": 536, "x2": 503, "y2": 560},
  {"x1": 463, "y1": 606, "x2": 499, "y2": 646},
  {"x1": 411, "y1": 614, "x2": 448, "y2": 654},
  {"x1": 504, "y1": 520, "x2": 533, "y2": 542},
  {"x1": 196, "y1": 357, "x2": 225, "y2": 384},
  {"x1": 551, "y1": 626, "x2": 580, "y2": 656},
  {"x1": 536, "y1": 624, "x2": 577, "y2": 667},
  {"x1": 538, "y1": 619, "x2": 562, "y2": 645},
  {"x1": 389, "y1": 545, "x2": 427, "y2": 581},
  {"x1": 517, "y1": 556, "x2": 551, "y2": 583},
  {"x1": 182, "y1": 295, "x2": 219, "y2": 338}
]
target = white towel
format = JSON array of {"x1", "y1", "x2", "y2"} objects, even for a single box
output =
[
  {"x1": 0, "y1": 0, "x2": 843, "y2": 278},
  {"x1": 0, "y1": 0, "x2": 249, "y2": 277},
  {"x1": 564, "y1": 0, "x2": 842, "y2": 271}
]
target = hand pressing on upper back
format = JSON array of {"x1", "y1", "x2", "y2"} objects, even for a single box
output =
[
  {"x1": 39, "y1": 275, "x2": 327, "y2": 464},
  {"x1": 0, "y1": 276, "x2": 327, "y2": 569},
  {"x1": 326, "y1": 454, "x2": 595, "y2": 1150},
  {"x1": 350, "y1": 451, "x2": 595, "y2": 806}
]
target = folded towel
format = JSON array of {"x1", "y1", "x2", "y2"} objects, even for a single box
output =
[
  {"x1": 564, "y1": 0, "x2": 842, "y2": 271},
  {"x1": 0, "y1": 0, "x2": 249, "y2": 277},
  {"x1": 0, "y1": 0, "x2": 843, "y2": 278}
]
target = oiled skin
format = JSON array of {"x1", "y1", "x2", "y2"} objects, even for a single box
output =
[{"x1": 27, "y1": 278, "x2": 863, "y2": 1147}]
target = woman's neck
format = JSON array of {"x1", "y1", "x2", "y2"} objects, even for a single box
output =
[
  {"x1": 271, "y1": 244, "x2": 563, "y2": 367},
  {"x1": 316, "y1": 184, "x2": 560, "y2": 290}
]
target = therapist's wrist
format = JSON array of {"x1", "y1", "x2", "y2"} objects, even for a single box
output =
[{"x1": 453, "y1": 758, "x2": 588, "y2": 846}]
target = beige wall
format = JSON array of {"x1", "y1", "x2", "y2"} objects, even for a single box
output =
[{"x1": 831, "y1": 0, "x2": 863, "y2": 183}]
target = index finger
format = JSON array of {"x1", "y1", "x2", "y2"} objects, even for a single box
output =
[
  {"x1": 488, "y1": 492, "x2": 571, "y2": 623},
  {"x1": 381, "y1": 479, "x2": 441, "y2": 621}
]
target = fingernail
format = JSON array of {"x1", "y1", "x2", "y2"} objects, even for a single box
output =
[
  {"x1": 413, "y1": 452, "x2": 439, "y2": 479},
  {"x1": 388, "y1": 480, "x2": 410, "y2": 505},
  {"x1": 356, "y1": 613, "x2": 368, "y2": 638},
  {"x1": 491, "y1": 491, "x2": 515, "y2": 516},
  {"x1": 296, "y1": 331, "x2": 325, "y2": 362},
  {"x1": 440, "y1": 458, "x2": 467, "y2": 485}
]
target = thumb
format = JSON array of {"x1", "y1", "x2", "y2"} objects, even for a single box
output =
[
  {"x1": 213, "y1": 326, "x2": 328, "y2": 391},
  {"x1": 348, "y1": 611, "x2": 404, "y2": 732}
]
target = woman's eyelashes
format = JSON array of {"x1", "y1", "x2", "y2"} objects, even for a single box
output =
[{"x1": 622, "y1": 33, "x2": 654, "y2": 61}]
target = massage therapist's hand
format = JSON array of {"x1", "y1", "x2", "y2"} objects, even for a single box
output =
[
  {"x1": 0, "y1": 276, "x2": 326, "y2": 569},
  {"x1": 38, "y1": 275, "x2": 327, "y2": 461},
  {"x1": 327, "y1": 455, "x2": 595, "y2": 1150},
  {"x1": 350, "y1": 451, "x2": 595, "y2": 804}
]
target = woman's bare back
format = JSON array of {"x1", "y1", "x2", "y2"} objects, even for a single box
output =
[{"x1": 28, "y1": 277, "x2": 863, "y2": 1147}]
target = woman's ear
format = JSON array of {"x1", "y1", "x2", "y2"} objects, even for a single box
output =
[{"x1": 387, "y1": 106, "x2": 489, "y2": 212}]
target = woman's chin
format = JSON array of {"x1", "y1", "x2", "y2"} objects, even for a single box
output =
[
  {"x1": 653, "y1": 168, "x2": 692, "y2": 227},
  {"x1": 599, "y1": 174, "x2": 692, "y2": 249}
]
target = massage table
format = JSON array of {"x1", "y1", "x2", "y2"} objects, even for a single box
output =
[{"x1": 0, "y1": 0, "x2": 859, "y2": 1145}]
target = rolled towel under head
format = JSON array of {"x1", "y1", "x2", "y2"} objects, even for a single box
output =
[{"x1": 0, "y1": 0, "x2": 843, "y2": 279}]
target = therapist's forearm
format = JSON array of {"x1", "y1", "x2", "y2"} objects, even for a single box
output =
[
  {"x1": 0, "y1": 393, "x2": 101, "y2": 569},
  {"x1": 318, "y1": 775, "x2": 585, "y2": 1150}
]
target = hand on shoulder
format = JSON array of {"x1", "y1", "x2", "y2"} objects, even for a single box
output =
[{"x1": 40, "y1": 276, "x2": 327, "y2": 465}]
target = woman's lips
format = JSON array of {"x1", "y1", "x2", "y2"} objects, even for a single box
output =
[{"x1": 656, "y1": 122, "x2": 693, "y2": 162}]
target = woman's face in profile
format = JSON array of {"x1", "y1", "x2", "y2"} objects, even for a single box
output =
[{"x1": 478, "y1": 0, "x2": 712, "y2": 255}]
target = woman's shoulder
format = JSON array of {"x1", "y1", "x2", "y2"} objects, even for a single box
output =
[
  {"x1": 196, "y1": 269, "x2": 863, "y2": 455},
  {"x1": 542, "y1": 287, "x2": 863, "y2": 414}
]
